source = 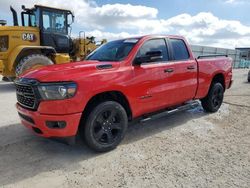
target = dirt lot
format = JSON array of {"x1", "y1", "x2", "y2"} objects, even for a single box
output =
[{"x1": 0, "y1": 69, "x2": 249, "y2": 188}]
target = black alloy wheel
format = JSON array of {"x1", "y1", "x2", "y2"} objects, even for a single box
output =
[
  {"x1": 201, "y1": 82, "x2": 224, "y2": 112},
  {"x1": 82, "y1": 101, "x2": 128, "y2": 152},
  {"x1": 211, "y1": 85, "x2": 224, "y2": 109},
  {"x1": 93, "y1": 108, "x2": 123, "y2": 145}
]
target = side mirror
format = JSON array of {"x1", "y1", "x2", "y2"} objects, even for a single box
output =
[{"x1": 134, "y1": 50, "x2": 163, "y2": 65}]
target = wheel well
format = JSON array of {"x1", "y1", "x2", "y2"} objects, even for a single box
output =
[
  {"x1": 211, "y1": 73, "x2": 225, "y2": 90},
  {"x1": 81, "y1": 91, "x2": 133, "y2": 122}
]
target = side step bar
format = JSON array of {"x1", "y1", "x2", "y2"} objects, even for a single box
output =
[{"x1": 140, "y1": 101, "x2": 200, "y2": 123}]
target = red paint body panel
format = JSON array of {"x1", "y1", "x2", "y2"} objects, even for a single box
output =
[
  {"x1": 195, "y1": 58, "x2": 233, "y2": 99},
  {"x1": 16, "y1": 35, "x2": 233, "y2": 138},
  {"x1": 17, "y1": 104, "x2": 82, "y2": 137}
]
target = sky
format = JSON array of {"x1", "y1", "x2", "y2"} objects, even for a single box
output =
[{"x1": 0, "y1": 0, "x2": 250, "y2": 49}]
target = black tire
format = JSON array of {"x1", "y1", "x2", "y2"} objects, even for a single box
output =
[
  {"x1": 82, "y1": 101, "x2": 128, "y2": 152},
  {"x1": 15, "y1": 54, "x2": 53, "y2": 76},
  {"x1": 2, "y1": 76, "x2": 10, "y2": 82},
  {"x1": 201, "y1": 82, "x2": 224, "y2": 112},
  {"x1": 1, "y1": 77, "x2": 15, "y2": 82}
]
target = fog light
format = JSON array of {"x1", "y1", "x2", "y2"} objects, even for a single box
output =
[
  {"x1": 46, "y1": 121, "x2": 67, "y2": 129},
  {"x1": 32, "y1": 127, "x2": 43, "y2": 134}
]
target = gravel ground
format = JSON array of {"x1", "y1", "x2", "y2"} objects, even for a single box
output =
[{"x1": 0, "y1": 69, "x2": 249, "y2": 188}]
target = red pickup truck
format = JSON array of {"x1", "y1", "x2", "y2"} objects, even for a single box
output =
[{"x1": 15, "y1": 35, "x2": 233, "y2": 152}]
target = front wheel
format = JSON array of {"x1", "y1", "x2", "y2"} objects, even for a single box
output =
[
  {"x1": 201, "y1": 82, "x2": 224, "y2": 112},
  {"x1": 82, "y1": 101, "x2": 128, "y2": 152},
  {"x1": 15, "y1": 54, "x2": 53, "y2": 76}
]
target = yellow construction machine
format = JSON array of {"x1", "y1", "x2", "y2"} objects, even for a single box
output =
[{"x1": 0, "y1": 5, "x2": 106, "y2": 80}]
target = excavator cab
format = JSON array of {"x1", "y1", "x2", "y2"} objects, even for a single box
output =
[{"x1": 12, "y1": 5, "x2": 74, "y2": 53}]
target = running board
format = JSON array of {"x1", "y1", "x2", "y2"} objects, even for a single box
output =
[{"x1": 140, "y1": 101, "x2": 200, "y2": 123}]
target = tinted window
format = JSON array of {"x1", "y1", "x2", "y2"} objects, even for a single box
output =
[
  {"x1": 43, "y1": 14, "x2": 50, "y2": 29},
  {"x1": 137, "y1": 39, "x2": 169, "y2": 61},
  {"x1": 42, "y1": 11, "x2": 67, "y2": 34},
  {"x1": 30, "y1": 14, "x2": 37, "y2": 27},
  {"x1": 23, "y1": 13, "x2": 37, "y2": 27},
  {"x1": 170, "y1": 39, "x2": 190, "y2": 60}
]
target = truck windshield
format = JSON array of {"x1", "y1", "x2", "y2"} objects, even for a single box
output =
[{"x1": 86, "y1": 39, "x2": 139, "y2": 62}]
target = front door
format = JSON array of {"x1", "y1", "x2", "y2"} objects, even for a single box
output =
[{"x1": 131, "y1": 38, "x2": 171, "y2": 115}]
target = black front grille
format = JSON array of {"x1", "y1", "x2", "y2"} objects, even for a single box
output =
[{"x1": 16, "y1": 83, "x2": 37, "y2": 109}]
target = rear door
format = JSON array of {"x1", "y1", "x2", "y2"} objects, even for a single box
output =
[{"x1": 160, "y1": 38, "x2": 198, "y2": 106}]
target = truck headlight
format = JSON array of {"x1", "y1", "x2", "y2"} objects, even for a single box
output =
[
  {"x1": 38, "y1": 82, "x2": 77, "y2": 100},
  {"x1": 0, "y1": 36, "x2": 8, "y2": 52}
]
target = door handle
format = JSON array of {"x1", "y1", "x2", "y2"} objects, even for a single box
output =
[
  {"x1": 164, "y1": 68, "x2": 174, "y2": 73},
  {"x1": 187, "y1": 65, "x2": 195, "y2": 70}
]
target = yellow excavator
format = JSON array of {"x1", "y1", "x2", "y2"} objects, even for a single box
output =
[{"x1": 0, "y1": 5, "x2": 106, "y2": 81}]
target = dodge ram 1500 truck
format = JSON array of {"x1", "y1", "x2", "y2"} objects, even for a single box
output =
[{"x1": 15, "y1": 35, "x2": 233, "y2": 152}]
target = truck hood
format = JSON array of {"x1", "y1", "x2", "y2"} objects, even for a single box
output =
[{"x1": 21, "y1": 60, "x2": 120, "y2": 82}]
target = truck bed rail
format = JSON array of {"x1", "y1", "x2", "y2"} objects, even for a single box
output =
[{"x1": 197, "y1": 54, "x2": 228, "y2": 59}]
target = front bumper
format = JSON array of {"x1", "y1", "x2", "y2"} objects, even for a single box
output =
[{"x1": 16, "y1": 103, "x2": 82, "y2": 138}]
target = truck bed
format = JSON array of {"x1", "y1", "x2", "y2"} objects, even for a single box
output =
[{"x1": 195, "y1": 57, "x2": 233, "y2": 99}]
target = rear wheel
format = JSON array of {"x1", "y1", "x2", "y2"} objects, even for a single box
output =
[
  {"x1": 82, "y1": 101, "x2": 128, "y2": 152},
  {"x1": 15, "y1": 54, "x2": 53, "y2": 76},
  {"x1": 201, "y1": 82, "x2": 224, "y2": 112}
]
